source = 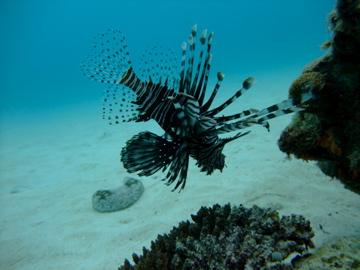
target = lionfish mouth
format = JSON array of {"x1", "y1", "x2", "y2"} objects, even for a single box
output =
[{"x1": 81, "y1": 25, "x2": 313, "y2": 191}]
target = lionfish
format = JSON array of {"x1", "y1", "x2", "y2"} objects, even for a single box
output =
[{"x1": 81, "y1": 25, "x2": 312, "y2": 191}]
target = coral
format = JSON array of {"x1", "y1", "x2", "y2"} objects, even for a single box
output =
[
  {"x1": 289, "y1": 71, "x2": 326, "y2": 105},
  {"x1": 294, "y1": 236, "x2": 360, "y2": 270},
  {"x1": 92, "y1": 177, "x2": 144, "y2": 212},
  {"x1": 278, "y1": 0, "x2": 360, "y2": 194},
  {"x1": 278, "y1": 112, "x2": 322, "y2": 159},
  {"x1": 118, "y1": 204, "x2": 314, "y2": 270}
]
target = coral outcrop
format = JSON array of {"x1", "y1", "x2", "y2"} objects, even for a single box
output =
[
  {"x1": 278, "y1": 0, "x2": 360, "y2": 194},
  {"x1": 119, "y1": 204, "x2": 314, "y2": 270}
]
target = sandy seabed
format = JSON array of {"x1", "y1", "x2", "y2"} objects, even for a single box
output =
[{"x1": 1, "y1": 77, "x2": 360, "y2": 270}]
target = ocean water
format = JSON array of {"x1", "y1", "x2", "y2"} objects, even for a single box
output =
[
  {"x1": 1, "y1": 0, "x2": 334, "y2": 113},
  {"x1": 2, "y1": 1, "x2": 360, "y2": 270}
]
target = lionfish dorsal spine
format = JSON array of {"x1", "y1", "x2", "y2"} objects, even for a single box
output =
[
  {"x1": 191, "y1": 28, "x2": 207, "y2": 96},
  {"x1": 179, "y1": 42, "x2": 187, "y2": 93},
  {"x1": 204, "y1": 76, "x2": 255, "y2": 117},
  {"x1": 201, "y1": 71, "x2": 225, "y2": 112},
  {"x1": 196, "y1": 32, "x2": 214, "y2": 106},
  {"x1": 185, "y1": 25, "x2": 197, "y2": 96},
  {"x1": 185, "y1": 30, "x2": 213, "y2": 104}
]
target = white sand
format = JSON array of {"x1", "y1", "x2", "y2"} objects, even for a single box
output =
[{"x1": 1, "y1": 77, "x2": 360, "y2": 270}]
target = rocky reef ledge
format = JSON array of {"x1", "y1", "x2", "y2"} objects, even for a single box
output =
[
  {"x1": 119, "y1": 204, "x2": 314, "y2": 270},
  {"x1": 278, "y1": 0, "x2": 360, "y2": 194}
]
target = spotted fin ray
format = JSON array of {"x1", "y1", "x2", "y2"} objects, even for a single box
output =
[
  {"x1": 81, "y1": 29, "x2": 131, "y2": 85},
  {"x1": 81, "y1": 29, "x2": 182, "y2": 126},
  {"x1": 136, "y1": 45, "x2": 179, "y2": 89},
  {"x1": 101, "y1": 84, "x2": 139, "y2": 124}
]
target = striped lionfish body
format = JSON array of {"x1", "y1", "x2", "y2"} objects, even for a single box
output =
[{"x1": 81, "y1": 25, "x2": 312, "y2": 191}]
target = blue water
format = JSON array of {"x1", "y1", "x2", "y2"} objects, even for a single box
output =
[{"x1": 0, "y1": 0, "x2": 334, "y2": 114}]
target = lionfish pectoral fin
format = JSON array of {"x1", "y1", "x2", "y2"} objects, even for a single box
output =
[
  {"x1": 163, "y1": 143, "x2": 190, "y2": 192},
  {"x1": 209, "y1": 95, "x2": 314, "y2": 135},
  {"x1": 121, "y1": 131, "x2": 177, "y2": 177}
]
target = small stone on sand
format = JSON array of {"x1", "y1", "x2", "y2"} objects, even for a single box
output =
[{"x1": 92, "y1": 177, "x2": 144, "y2": 213}]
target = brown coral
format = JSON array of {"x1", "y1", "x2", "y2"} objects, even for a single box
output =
[
  {"x1": 119, "y1": 204, "x2": 314, "y2": 270},
  {"x1": 278, "y1": 0, "x2": 360, "y2": 194},
  {"x1": 289, "y1": 71, "x2": 326, "y2": 105},
  {"x1": 316, "y1": 129, "x2": 342, "y2": 157}
]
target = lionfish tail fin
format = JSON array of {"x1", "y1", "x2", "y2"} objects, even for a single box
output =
[
  {"x1": 117, "y1": 67, "x2": 144, "y2": 92},
  {"x1": 81, "y1": 29, "x2": 132, "y2": 85}
]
